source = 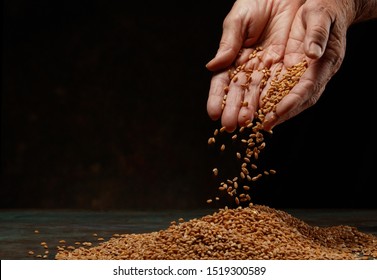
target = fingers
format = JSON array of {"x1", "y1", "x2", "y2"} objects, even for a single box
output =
[
  {"x1": 220, "y1": 49, "x2": 269, "y2": 132},
  {"x1": 221, "y1": 75, "x2": 245, "y2": 132},
  {"x1": 237, "y1": 69, "x2": 265, "y2": 125},
  {"x1": 262, "y1": 76, "x2": 316, "y2": 131},
  {"x1": 301, "y1": 4, "x2": 333, "y2": 59},
  {"x1": 207, "y1": 71, "x2": 230, "y2": 121},
  {"x1": 262, "y1": 57, "x2": 332, "y2": 131},
  {"x1": 208, "y1": 47, "x2": 285, "y2": 132}
]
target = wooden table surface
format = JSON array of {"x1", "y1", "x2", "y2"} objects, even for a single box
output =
[{"x1": 1, "y1": 208, "x2": 376, "y2": 260}]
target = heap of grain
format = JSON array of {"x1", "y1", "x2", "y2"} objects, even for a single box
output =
[
  {"x1": 55, "y1": 204, "x2": 377, "y2": 260},
  {"x1": 54, "y1": 47, "x2": 376, "y2": 260}
]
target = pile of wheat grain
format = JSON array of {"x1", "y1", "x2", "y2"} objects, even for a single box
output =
[{"x1": 55, "y1": 204, "x2": 377, "y2": 260}]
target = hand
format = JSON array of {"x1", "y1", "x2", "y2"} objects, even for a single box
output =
[
  {"x1": 206, "y1": 0, "x2": 365, "y2": 132},
  {"x1": 206, "y1": 0, "x2": 303, "y2": 132},
  {"x1": 262, "y1": 0, "x2": 356, "y2": 130}
]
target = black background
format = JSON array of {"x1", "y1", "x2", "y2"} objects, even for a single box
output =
[{"x1": 2, "y1": 0, "x2": 376, "y2": 210}]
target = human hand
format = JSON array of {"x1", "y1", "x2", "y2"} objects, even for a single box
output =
[
  {"x1": 262, "y1": 0, "x2": 358, "y2": 130},
  {"x1": 206, "y1": 0, "x2": 370, "y2": 132},
  {"x1": 206, "y1": 0, "x2": 303, "y2": 132}
]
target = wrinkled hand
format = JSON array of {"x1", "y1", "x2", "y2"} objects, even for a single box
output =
[{"x1": 206, "y1": 0, "x2": 355, "y2": 132}]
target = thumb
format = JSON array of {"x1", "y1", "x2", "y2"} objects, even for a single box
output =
[
  {"x1": 302, "y1": 8, "x2": 332, "y2": 59},
  {"x1": 206, "y1": 21, "x2": 244, "y2": 71}
]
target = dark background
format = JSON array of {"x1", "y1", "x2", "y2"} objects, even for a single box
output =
[{"x1": 2, "y1": 0, "x2": 376, "y2": 210}]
